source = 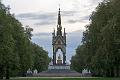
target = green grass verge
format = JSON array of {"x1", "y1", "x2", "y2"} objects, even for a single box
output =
[{"x1": 10, "y1": 77, "x2": 120, "y2": 80}]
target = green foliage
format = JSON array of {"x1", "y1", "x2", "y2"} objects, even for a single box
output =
[
  {"x1": 71, "y1": 0, "x2": 120, "y2": 77},
  {"x1": 0, "y1": 1, "x2": 50, "y2": 79},
  {"x1": 32, "y1": 43, "x2": 50, "y2": 72},
  {"x1": 71, "y1": 45, "x2": 87, "y2": 73}
]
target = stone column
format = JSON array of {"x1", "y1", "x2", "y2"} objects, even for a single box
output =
[
  {"x1": 63, "y1": 53, "x2": 66, "y2": 65},
  {"x1": 53, "y1": 53, "x2": 56, "y2": 65}
]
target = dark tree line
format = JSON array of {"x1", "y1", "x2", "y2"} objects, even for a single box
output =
[
  {"x1": 71, "y1": 0, "x2": 120, "y2": 77},
  {"x1": 0, "y1": 1, "x2": 50, "y2": 79}
]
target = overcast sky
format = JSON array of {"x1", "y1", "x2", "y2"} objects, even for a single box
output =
[{"x1": 2, "y1": 0, "x2": 103, "y2": 63}]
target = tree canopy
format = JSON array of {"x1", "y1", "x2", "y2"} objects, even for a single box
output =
[
  {"x1": 0, "y1": 1, "x2": 50, "y2": 79},
  {"x1": 71, "y1": 0, "x2": 120, "y2": 77}
]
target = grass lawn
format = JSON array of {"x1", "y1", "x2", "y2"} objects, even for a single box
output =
[{"x1": 10, "y1": 77, "x2": 120, "y2": 80}]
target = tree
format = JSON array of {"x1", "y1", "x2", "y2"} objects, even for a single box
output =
[
  {"x1": 71, "y1": 0, "x2": 120, "y2": 77},
  {"x1": 32, "y1": 43, "x2": 50, "y2": 72},
  {"x1": 0, "y1": 1, "x2": 50, "y2": 79},
  {"x1": 0, "y1": 4, "x2": 20, "y2": 79}
]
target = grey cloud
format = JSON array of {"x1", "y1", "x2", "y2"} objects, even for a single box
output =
[
  {"x1": 32, "y1": 14, "x2": 55, "y2": 20},
  {"x1": 68, "y1": 20, "x2": 77, "y2": 23},
  {"x1": 67, "y1": 15, "x2": 90, "y2": 24},
  {"x1": 33, "y1": 32, "x2": 51, "y2": 36},
  {"x1": 72, "y1": 0, "x2": 80, "y2": 10},
  {"x1": 16, "y1": 11, "x2": 78, "y2": 20},
  {"x1": 81, "y1": 16, "x2": 90, "y2": 21},
  {"x1": 91, "y1": 0, "x2": 103, "y2": 4},
  {"x1": 34, "y1": 21, "x2": 55, "y2": 26},
  {"x1": 62, "y1": 11, "x2": 77, "y2": 17},
  {"x1": 16, "y1": 10, "x2": 79, "y2": 26},
  {"x1": 16, "y1": 12, "x2": 55, "y2": 20},
  {"x1": 84, "y1": 0, "x2": 103, "y2": 8},
  {"x1": 16, "y1": 12, "x2": 57, "y2": 26}
]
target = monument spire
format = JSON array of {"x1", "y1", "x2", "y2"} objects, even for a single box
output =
[
  {"x1": 52, "y1": 6, "x2": 66, "y2": 65},
  {"x1": 58, "y1": 6, "x2": 61, "y2": 26},
  {"x1": 57, "y1": 5, "x2": 62, "y2": 36}
]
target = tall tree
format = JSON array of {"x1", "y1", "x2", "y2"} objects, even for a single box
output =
[
  {"x1": 0, "y1": 1, "x2": 50, "y2": 79},
  {"x1": 71, "y1": 0, "x2": 120, "y2": 77}
]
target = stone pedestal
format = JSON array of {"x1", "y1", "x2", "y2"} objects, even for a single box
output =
[
  {"x1": 48, "y1": 65, "x2": 70, "y2": 70},
  {"x1": 57, "y1": 60, "x2": 62, "y2": 65}
]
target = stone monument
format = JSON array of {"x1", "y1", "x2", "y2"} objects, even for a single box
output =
[
  {"x1": 48, "y1": 7, "x2": 70, "y2": 70},
  {"x1": 52, "y1": 7, "x2": 66, "y2": 65}
]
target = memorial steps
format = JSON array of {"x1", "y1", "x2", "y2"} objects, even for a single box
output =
[{"x1": 33, "y1": 70, "x2": 82, "y2": 77}]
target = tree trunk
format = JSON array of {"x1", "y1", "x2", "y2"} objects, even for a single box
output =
[
  {"x1": 110, "y1": 67, "x2": 114, "y2": 77},
  {"x1": 106, "y1": 69, "x2": 110, "y2": 77},
  {"x1": 0, "y1": 66, "x2": 4, "y2": 79},
  {"x1": 6, "y1": 66, "x2": 10, "y2": 79},
  {"x1": 116, "y1": 66, "x2": 119, "y2": 77}
]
